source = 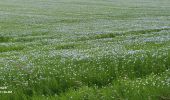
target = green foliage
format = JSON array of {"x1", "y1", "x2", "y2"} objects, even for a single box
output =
[{"x1": 0, "y1": 0, "x2": 170, "y2": 99}]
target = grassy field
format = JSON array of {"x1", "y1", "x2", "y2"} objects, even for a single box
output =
[{"x1": 0, "y1": 0, "x2": 170, "y2": 99}]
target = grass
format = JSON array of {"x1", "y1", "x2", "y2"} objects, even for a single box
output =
[{"x1": 0, "y1": 0, "x2": 170, "y2": 99}]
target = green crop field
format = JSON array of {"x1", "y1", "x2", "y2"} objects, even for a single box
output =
[{"x1": 0, "y1": 0, "x2": 170, "y2": 99}]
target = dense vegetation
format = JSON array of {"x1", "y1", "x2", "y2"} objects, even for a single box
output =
[{"x1": 0, "y1": 0, "x2": 170, "y2": 99}]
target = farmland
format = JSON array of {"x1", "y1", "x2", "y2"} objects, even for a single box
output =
[{"x1": 0, "y1": 0, "x2": 170, "y2": 99}]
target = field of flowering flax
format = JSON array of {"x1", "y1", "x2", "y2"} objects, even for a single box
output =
[{"x1": 0, "y1": 0, "x2": 170, "y2": 99}]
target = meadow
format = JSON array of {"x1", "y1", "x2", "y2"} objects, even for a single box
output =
[{"x1": 0, "y1": 0, "x2": 170, "y2": 99}]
